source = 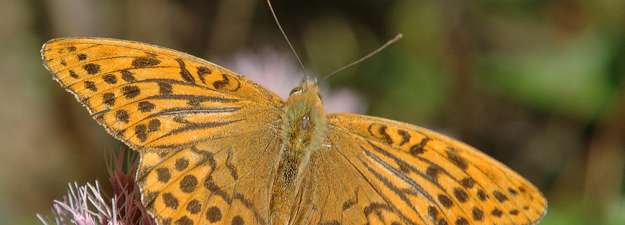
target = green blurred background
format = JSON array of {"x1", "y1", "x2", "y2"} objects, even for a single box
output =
[{"x1": 2, "y1": 0, "x2": 624, "y2": 224}]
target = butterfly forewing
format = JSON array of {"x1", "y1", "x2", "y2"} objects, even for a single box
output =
[
  {"x1": 41, "y1": 38, "x2": 285, "y2": 225},
  {"x1": 323, "y1": 113, "x2": 546, "y2": 225},
  {"x1": 41, "y1": 37, "x2": 283, "y2": 151}
]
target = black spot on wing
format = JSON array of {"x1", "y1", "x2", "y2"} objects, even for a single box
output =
[
  {"x1": 454, "y1": 217, "x2": 468, "y2": 225},
  {"x1": 122, "y1": 85, "x2": 140, "y2": 99},
  {"x1": 175, "y1": 58, "x2": 195, "y2": 83},
  {"x1": 446, "y1": 148, "x2": 468, "y2": 170},
  {"x1": 159, "y1": 82, "x2": 173, "y2": 95},
  {"x1": 156, "y1": 168, "x2": 170, "y2": 183},
  {"x1": 491, "y1": 208, "x2": 503, "y2": 217},
  {"x1": 84, "y1": 81, "x2": 97, "y2": 91},
  {"x1": 175, "y1": 216, "x2": 193, "y2": 225},
  {"x1": 508, "y1": 187, "x2": 519, "y2": 196},
  {"x1": 477, "y1": 189, "x2": 488, "y2": 201},
  {"x1": 197, "y1": 66, "x2": 211, "y2": 84},
  {"x1": 206, "y1": 206, "x2": 222, "y2": 222},
  {"x1": 409, "y1": 137, "x2": 430, "y2": 156},
  {"x1": 132, "y1": 57, "x2": 160, "y2": 68},
  {"x1": 378, "y1": 125, "x2": 393, "y2": 144},
  {"x1": 83, "y1": 63, "x2": 100, "y2": 75},
  {"x1": 213, "y1": 74, "x2": 230, "y2": 89},
  {"x1": 69, "y1": 70, "x2": 79, "y2": 78},
  {"x1": 116, "y1": 110, "x2": 129, "y2": 123},
  {"x1": 397, "y1": 129, "x2": 411, "y2": 145},
  {"x1": 231, "y1": 215, "x2": 244, "y2": 225},
  {"x1": 460, "y1": 177, "x2": 475, "y2": 188},
  {"x1": 428, "y1": 206, "x2": 439, "y2": 222},
  {"x1": 148, "y1": 119, "x2": 161, "y2": 132},
  {"x1": 103, "y1": 92, "x2": 115, "y2": 106},
  {"x1": 366, "y1": 123, "x2": 393, "y2": 144},
  {"x1": 472, "y1": 207, "x2": 484, "y2": 221},
  {"x1": 186, "y1": 199, "x2": 201, "y2": 214},
  {"x1": 162, "y1": 192, "x2": 178, "y2": 209},
  {"x1": 426, "y1": 165, "x2": 440, "y2": 182},
  {"x1": 138, "y1": 101, "x2": 155, "y2": 112},
  {"x1": 175, "y1": 157, "x2": 189, "y2": 171},
  {"x1": 102, "y1": 74, "x2": 117, "y2": 84},
  {"x1": 121, "y1": 70, "x2": 136, "y2": 82},
  {"x1": 453, "y1": 188, "x2": 469, "y2": 203},
  {"x1": 437, "y1": 194, "x2": 453, "y2": 208},
  {"x1": 493, "y1": 190, "x2": 509, "y2": 202},
  {"x1": 179, "y1": 175, "x2": 198, "y2": 193},
  {"x1": 135, "y1": 124, "x2": 147, "y2": 142}
]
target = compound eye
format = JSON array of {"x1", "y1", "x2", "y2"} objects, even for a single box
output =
[{"x1": 289, "y1": 87, "x2": 302, "y2": 96}]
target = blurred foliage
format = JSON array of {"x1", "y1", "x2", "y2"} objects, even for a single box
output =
[{"x1": 1, "y1": 0, "x2": 624, "y2": 225}]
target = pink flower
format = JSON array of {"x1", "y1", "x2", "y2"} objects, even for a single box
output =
[
  {"x1": 37, "y1": 182, "x2": 118, "y2": 225},
  {"x1": 39, "y1": 148, "x2": 155, "y2": 225}
]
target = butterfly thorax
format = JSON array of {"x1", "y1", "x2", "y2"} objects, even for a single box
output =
[
  {"x1": 282, "y1": 80, "x2": 326, "y2": 154},
  {"x1": 271, "y1": 79, "x2": 327, "y2": 225}
]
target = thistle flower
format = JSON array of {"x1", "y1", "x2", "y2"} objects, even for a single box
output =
[
  {"x1": 38, "y1": 148, "x2": 155, "y2": 225},
  {"x1": 37, "y1": 182, "x2": 118, "y2": 225},
  {"x1": 106, "y1": 148, "x2": 155, "y2": 225}
]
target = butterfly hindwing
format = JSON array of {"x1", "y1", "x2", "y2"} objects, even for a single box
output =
[
  {"x1": 41, "y1": 37, "x2": 284, "y2": 152},
  {"x1": 319, "y1": 113, "x2": 546, "y2": 225},
  {"x1": 137, "y1": 130, "x2": 280, "y2": 225}
]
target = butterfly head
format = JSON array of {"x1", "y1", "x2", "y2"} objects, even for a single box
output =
[{"x1": 287, "y1": 77, "x2": 322, "y2": 107}]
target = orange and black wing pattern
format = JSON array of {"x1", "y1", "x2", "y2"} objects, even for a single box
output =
[
  {"x1": 41, "y1": 38, "x2": 285, "y2": 225},
  {"x1": 41, "y1": 37, "x2": 284, "y2": 152},
  {"x1": 313, "y1": 113, "x2": 547, "y2": 225}
]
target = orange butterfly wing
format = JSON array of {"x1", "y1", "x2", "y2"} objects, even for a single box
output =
[
  {"x1": 309, "y1": 113, "x2": 547, "y2": 225},
  {"x1": 41, "y1": 37, "x2": 283, "y2": 151},
  {"x1": 41, "y1": 38, "x2": 284, "y2": 225}
]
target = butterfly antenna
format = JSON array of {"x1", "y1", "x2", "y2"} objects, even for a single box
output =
[
  {"x1": 266, "y1": 0, "x2": 307, "y2": 75},
  {"x1": 323, "y1": 33, "x2": 403, "y2": 80}
]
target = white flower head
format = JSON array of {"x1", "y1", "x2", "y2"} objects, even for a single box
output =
[{"x1": 38, "y1": 182, "x2": 121, "y2": 225}]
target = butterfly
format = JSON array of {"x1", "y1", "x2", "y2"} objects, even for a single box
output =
[{"x1": 41, "y1": 37, "x2": 546, "y2": 225}]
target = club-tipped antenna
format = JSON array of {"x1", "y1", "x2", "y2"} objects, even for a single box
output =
[
  {"x1": 323, "y1": 33, "x2": 403, "y2": 80},
  {"x1": 266, "y1": 0, "x2": 307, "y2": 75}
]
